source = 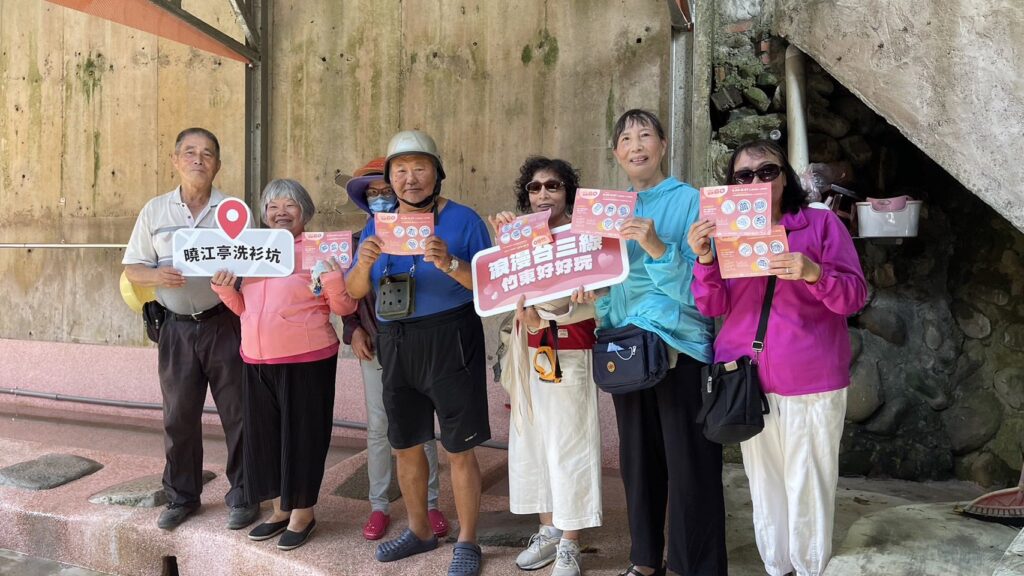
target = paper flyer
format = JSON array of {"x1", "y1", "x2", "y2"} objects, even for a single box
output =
[
  {"x1": 302, "y1": 231, "x2": 353, "y2": 271},
  {"x1": 570, "y1": 188, "x2": 637, "y2": 239},
  {"x1": 716, "y1": 225, "x2": 789, "y2": 279},
  {"x1": 496, "y1": 210, "x2": 553, "y2": 254},
  {"x1": 699, "y1": 183, "x2": 772, "y2": 237},
  {"x1": 375, "y1": 212, "x2": 434, "y2": 255}
]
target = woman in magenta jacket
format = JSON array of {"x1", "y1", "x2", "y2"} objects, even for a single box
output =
[
  {"x1": 688, "y1": 140, "x2": 867, "y2": 576},
  {"x1": 212, "y1": 179, "x2": 357, "y2": 551}
]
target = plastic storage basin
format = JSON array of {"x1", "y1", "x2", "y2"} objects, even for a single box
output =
[{"x1": 856, "y1": 196, "x2": 921, "y2": 237}]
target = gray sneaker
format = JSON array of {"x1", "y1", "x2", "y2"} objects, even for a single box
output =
[
  {"x1": 551, "y1": 539, "x2": 582, "y2": 576},
  {"x1": 226, "y1": 503, "x2": 260, "y2": 530},
  {"x1": 515, "y1": 525, "x2": 562, "y2": 570},
  {"x1": 157, "y1": 503, "x2": 198, "y2": 530}
]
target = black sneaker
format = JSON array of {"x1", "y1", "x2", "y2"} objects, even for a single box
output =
[
  {"x1": 226, "y1": 503, "x2": 260, "y2": 530},
  {"x1": 157, "y1": 503, "x2": 198, "y2": 530},
  {"x1": 277, "y1": 519, "x2": 317, "y2": 551}
]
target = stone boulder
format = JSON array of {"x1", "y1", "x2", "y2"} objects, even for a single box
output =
[
  {"x1": 718, "y1": 113, "x2": 785, "y2": 147},
  {"x1": 0, "y1": 454, "x2": 103, "y2": 490},
  {"x1": 953, "y1": 302, "x2": 993, "y2": 340},
  {"x1": 847, "y1": 359, "x2": 883, "y2": 423},
  {"x1": 941, "y1": 390, "x2": 1003, "y2": 454}
]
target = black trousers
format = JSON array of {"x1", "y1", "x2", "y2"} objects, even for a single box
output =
[
  {"x1": 242, "y1": 354, "x2": 338, "y2": 510},
  {"x1": 612, "y1": 355, "x2": 727, "y2": 575},
  {"x1": 157, "y1": 311, "x2": 246, "y2": 507}
]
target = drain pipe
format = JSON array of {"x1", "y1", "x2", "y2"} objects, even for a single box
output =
[
  {"x1": 784, "y1": 45, "x2": 809, "y2": 174},
  {"x1": 0, "y1": 386, "x2": 509, "y2": 450}
]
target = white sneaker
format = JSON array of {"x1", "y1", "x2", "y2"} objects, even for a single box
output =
[
  {"x1": 551, "y1": 539, "x2": 582, "y2": 576},
  {"x1": 515, "y1": 525, "x2": 562, "y2": 570}
]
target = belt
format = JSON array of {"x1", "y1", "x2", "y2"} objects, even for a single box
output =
[{"x1": 170, "y1": 302, "x2": 228, "y2": 322}]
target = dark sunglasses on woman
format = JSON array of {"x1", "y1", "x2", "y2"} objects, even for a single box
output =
[
  {"x1": 526, "y1": 179, "x2": 565, "y2": 193},
  {"x1": 733, "y1": 163, "x2": 782, "y2": 185}
]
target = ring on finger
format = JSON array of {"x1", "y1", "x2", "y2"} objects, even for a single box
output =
[{"x1": 786, "y1": 267, "x2": 791, "y2": 274}]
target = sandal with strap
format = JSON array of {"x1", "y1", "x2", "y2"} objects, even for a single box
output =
[{"x1": 447, "y1": 541, "x2": 482, "y2": 576}]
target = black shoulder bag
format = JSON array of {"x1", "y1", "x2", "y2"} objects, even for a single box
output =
[{"x1": 696, "y1": 276, "x2": 776, "y2": 444}]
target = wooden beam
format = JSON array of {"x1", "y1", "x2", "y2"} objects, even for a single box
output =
[{"x1": 144, "y1": 0, "x2": 258, "y2": 63}]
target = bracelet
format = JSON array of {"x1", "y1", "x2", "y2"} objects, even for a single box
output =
[{"x1": 445, "y1": 257, "x2": 460, "y2": 275}]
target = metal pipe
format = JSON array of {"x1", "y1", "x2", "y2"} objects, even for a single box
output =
[
  {"x1": 0, "y1": 243, "x2": 126, "y2": 249},
  {"x1": 0, "y1": 386, "x2": 509, "y2": 450},
  {"x1": 785, "y1": 45, "x2": 810, "y2": 174}
]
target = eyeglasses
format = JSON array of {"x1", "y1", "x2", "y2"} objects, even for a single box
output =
[
  {"x1": 366, "y1": 186, "x2": 395, "y2": 199},
  {"x1": 525, "y1": 180, "x2": 565, "y2": 193},
  {"x1": 732, "y1": 163, "x2": 782, "y2": 185}
]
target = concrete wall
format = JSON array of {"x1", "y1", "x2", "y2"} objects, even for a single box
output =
[
  {"x1": 0, "y1": 0, "x2": 245, "y2": 344},
  {"x1": 0, "y1": 0, "x2": 672, "y2": 344},
  {"x1": 770, "y1": 0, "x2": 1024, "y2": 233}
]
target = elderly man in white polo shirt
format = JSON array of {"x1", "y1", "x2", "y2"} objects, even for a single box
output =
[{"x1": 123, "y1": 127, "x2": 258, "y2": 531}]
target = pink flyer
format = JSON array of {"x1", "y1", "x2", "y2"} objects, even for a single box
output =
[
  {"x1": 716, "y1": 225, "x2": 789, "y2": 279},
  {"x1": 699, "y1": 183, "x2": 772, "y2": 237},
  {"x1": 471, "y1": 224, "x2": 629, "y2": 317},
  {"x1": 375, "y1": 213, "x2": 434, "y2": 255},
  {"x1": 570, "y1": 188, "x2": 637, "y2": 239},
  {"x1": 301, "y1": 231, "x2": 353, "y2": 271},
  {"x1": 496, "y1": 210, "x2": 553, "y2": 254}
]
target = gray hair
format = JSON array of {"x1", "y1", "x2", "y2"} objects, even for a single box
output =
[
  {"x1": 174, "y1": 127, "x2": 220, "y2": 159},
  {"x1": 260, "y1": 178, "x2": 316, "y2": 225}
]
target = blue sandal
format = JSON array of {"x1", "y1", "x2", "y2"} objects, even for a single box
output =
[
  {"x1": 448, "y1": 541, "x2": 482, "y2": 576},
  {"x1": 375, "y1": 527, "x2": 438, "y2": 562}
]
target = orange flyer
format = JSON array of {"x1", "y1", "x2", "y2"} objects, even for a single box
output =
[
  {"x1": 375, "y1": 213, "x2": 434, "y2": 255},
  {"x1": 496, "y1": 210, "x2": 553, "y2": 254},
  {"x1": 570, "y1": 188, "x2": 636, "y2": 239},
  {"x1": 699, "y1": 183, "x2": 772, "y2": 237},
  {"x1": 716, "y1": 225, "x2": 789, "y2": 279},
  {"x1": 302, "y1": 231, "x2": 353, "y2": 270}
]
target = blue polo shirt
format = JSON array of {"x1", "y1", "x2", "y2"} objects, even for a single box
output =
[{"x1": 356, "y1": 199, "x2": 491, "y2": 321}]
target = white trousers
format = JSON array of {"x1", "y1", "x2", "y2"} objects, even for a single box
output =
[
  {"x1": 508, "y1": 349, "x2": 602, "y2": 531},
  {"x1": 740, "y1": 388, "x2": 847, "y2": 576}
]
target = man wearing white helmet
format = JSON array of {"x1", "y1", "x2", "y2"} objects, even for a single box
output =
[{"x1": 347, "y1": 130, "x2": 492, "y2": 576}]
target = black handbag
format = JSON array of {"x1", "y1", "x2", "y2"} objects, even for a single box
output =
[
  {"x1": 696, "y1": 276, "x2": 776, "y2": 444},
  {"x1": 592, "y1": 324, "x2": 669, "y2": 394},
  {"x1": 142, "y1": 300, "x2": 166, "y2": 344}
]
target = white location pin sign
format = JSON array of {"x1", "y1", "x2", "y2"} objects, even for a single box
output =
[{"x1": 217, "y1": 198, "x2": 250, "y2": 240}]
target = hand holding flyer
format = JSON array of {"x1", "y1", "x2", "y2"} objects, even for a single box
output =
[
  {"x1": 302, "y1": 231, "x2": 353, "y2": 271},
  {"x1": 570, "y1": 189, "x2": 637, "y2": 239},
  {"x1": 700, "y1": 183, "x2": 772, "y2": 237},
  {"x1": 716, "y1": 225, "x2": 789, "y2": 279},
  {"x1": 496, "y1": 210, "x2": 553, "y2": 254},
  {"x1": 375, "y1": 213, "x2": 435, "y2": 255}
]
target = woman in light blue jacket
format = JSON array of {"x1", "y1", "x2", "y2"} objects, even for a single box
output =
[{"x1": 596, "y1": 110, "x2": 726, "y2": 576}]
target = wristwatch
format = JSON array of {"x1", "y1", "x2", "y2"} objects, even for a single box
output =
[{"x1": 445, "y1": 257, "x2": 460, "y2": 275}]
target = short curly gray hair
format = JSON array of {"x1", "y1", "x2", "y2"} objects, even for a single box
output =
[{"x1": 260, "y1": 178, "x2": 316, "y2": 226}]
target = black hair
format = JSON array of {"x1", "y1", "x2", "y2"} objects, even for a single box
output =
[
  {"x1": 726, "y1": 139, "x2": 808, "y2": 215},
  {"x1": 612, "y1": 109, "x2": 666, "y2": 148},
  {"x1": 174, "y1": 127, "x2": 221, "y2": 159},
  {"x1": 514, "y1": 156, "x2": 581, "y2": 214}
]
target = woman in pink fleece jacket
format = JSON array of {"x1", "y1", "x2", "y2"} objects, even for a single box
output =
[
  {"x1": 211, "y1": 179, "x2": 357, "y2": 551},
  {"x1": 688, "y1": 140, "x2": 867, "y2": 576}
]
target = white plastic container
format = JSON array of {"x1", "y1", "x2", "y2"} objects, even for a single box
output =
[{"x1": 856, "y1": 196, "x2": 922, "y2": 237}]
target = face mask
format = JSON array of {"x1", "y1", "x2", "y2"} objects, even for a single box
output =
[{"x1": 368, "y1": 196, "x2": 397, "y2": 214}]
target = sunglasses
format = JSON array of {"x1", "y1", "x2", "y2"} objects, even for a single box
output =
[
  {"x1": 366, "y1": 186, "x2": 395, "y2": 199},
  {"x1": 732, "y1": 163, "x2": 782, "y2": 185},
  {"x1": 525, "y1": 179, "x2": 565, "y2": 193}
]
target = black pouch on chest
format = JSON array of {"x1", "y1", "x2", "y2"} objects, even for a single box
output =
[{"x1": 377, "y1": 273, "x2": 415, "y2": 320}]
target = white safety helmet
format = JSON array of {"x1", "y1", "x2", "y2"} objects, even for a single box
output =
[{"x1": 383, "y1": 130, "x2": 446, "y2": 184}]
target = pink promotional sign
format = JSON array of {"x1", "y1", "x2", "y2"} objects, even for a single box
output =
[
  {"x1": 302, "y1": 231, "x2": 353, "y2": 271},
  {"x1": 716, "y1": 225, "x2": 789, "y2": 279},
  {"x1": 570, "y1": 188, "x2": 637, "y2": 239},
  {"x1": 471, "y1": 224, "x2": 630, "y2": 317},
  {"x1": 375, "y1": 213, "x2": 434, "y2": 255},
  {"x1": 699, "y1": 183, "x2": 772, "y2": 237},
  {"x1": 496, "y1": 210, "x2": 553, "y2": 254}
]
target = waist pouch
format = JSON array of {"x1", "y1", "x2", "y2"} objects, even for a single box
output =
[
  {"x1": 142, "y1": 300, "x2": 166, "y2": 344},
  {"x1": 377, "y1": 273, "x2": 414, "y2": 321},
  {"x1": 591, "y1": 324, "x2": 668, "y2": 394}
]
